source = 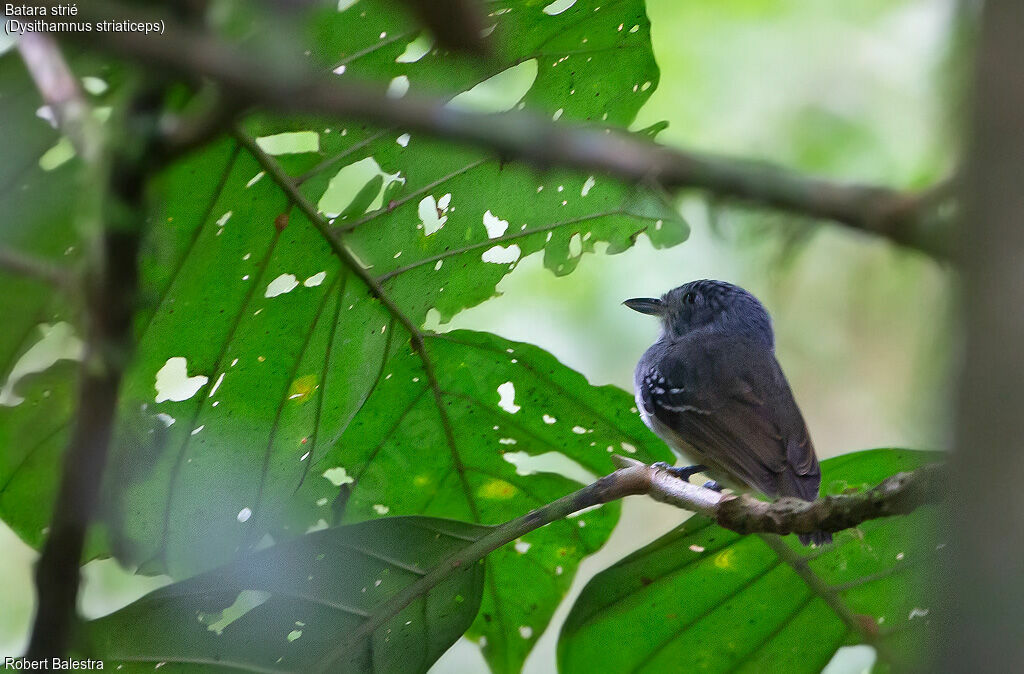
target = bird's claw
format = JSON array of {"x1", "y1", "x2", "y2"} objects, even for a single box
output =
[{"x1": 652, "y1": 462, "x2": 707, "y2": 482}]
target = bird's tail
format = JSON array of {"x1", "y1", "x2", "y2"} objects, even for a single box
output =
[{"x1": 798, "y1": 530, "x2": 832, "y2": 546}]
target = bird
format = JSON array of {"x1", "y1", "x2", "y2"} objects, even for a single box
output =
[{"x1": 625, "y1": 279, "x2": 830, "y2": 545}]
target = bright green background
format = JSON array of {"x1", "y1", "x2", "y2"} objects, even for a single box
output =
[{"x1": 0, "y1": 0, "x2": 956, "y2": 672}]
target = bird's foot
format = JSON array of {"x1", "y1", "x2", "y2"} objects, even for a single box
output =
[
  {"x1": 702, "y1": 480, "x2": 723, "y2": 492},
  {"x1": 652, "y1": 462, "x2": 707, "y2": 482}
]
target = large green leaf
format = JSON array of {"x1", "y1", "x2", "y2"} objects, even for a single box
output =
[
  {"x1": 0, "y1": 50, "x2": 90, "y2": 548},
  {"x1": 80, "y1": 516, "x2": 487, "y2": 673},
  {"x1": 558, "y1": 449, "x2": 943, "y2": 673},
  {"x1": 1, "y1": 1, "x2": 685, "y2": 670}
]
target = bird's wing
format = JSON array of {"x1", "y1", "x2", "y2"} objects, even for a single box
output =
[{"x1": 637, "y1": 337, "x2": 819, "y2": 499}]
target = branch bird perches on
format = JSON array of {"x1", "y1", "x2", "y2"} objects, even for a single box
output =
[{"x1": 314, "y1": 456, "x2": 944, "y2": 671}]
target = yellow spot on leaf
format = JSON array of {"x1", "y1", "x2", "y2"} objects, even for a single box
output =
[
  {"x1": 414, "y1": 475, "x2": 431, "y2": 487},
  {"x1": 713, "y1": 548, "x2": 736, "y2": 570},
  {"x1": 288, "y1": 374, "x2": 319, "y2": 403},
  {"x1": 478, "y1": 479, "x2": 518, "y2": 500}
]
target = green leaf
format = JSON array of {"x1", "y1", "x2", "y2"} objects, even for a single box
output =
[
  {"x1": 80, "y1": 517, "x2": 487, "y2": 673},
  {"x1": 0, "y1": 52, "x2": 84, "y2": 548},
  {"x1": 1, "y1": 1, "x2": 686, "y2": 670},
  {"x1": 558, "y1": 449, "x2": 943, "y2": 674}
]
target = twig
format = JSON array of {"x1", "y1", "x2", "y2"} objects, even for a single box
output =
[
  {"x1": 26, "y1": 83, "x2": 165, "y2": 658},
  {"x1": 55, "y1": 0, "x2": 953, "y2": 258},
  {"x1": 0, "y1": 247, "x2": 73, "y2": 289},
  {"x1": 313, "y1": 457, "x2": 944, "y2": 671},
  {"x1": 757, "y1": 534, "x2": 897, "y2": 666},
  {"x1": 17, "y1": 32, "x2": 101, "y2": 165}
]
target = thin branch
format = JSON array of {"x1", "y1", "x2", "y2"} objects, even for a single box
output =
[
  {"x1": 314, "y1": 458, "x2": 944, "y2": 671},
  {"x1": 0, "y1": 247, "x2": 73, "y2": 289},
  {"x1": 757, "y1": 534, "x2": 896, "y2": 664},
  {"x1": 26, "y1": 83, "x2": 166, "y2": 657},
  {"x1": 17, "y1": 32, "x2": 101, "y2": 165},
  {"x1": 58, "y1": 0, "x2": 953, "y2": 258}
]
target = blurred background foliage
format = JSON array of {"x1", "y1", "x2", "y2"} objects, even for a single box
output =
[{"x1": 0, "y1": 0, "x2": 961, "y2": 671}]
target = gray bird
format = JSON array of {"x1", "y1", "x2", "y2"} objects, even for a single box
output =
[{"x1": 625, "y1": 279, "x2": 830, "y2": 545}]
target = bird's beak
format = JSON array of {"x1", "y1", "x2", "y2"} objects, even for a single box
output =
[{"x1": 623, "y1": 297, "x2": 664, "y2": 316}]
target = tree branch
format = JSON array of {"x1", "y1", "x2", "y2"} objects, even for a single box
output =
[
  {"x1": 26, "y1": 81, "x2": 166, "y2": 657},
  {"x1": 314, "y1": 457, "x2": 944, "y2": 671},
  {"x1": 0, "y1": 247, "x2": 73, "y2": 289},
  {"x1": 17, "y1": 31, "x2": 102, "y2": 165},
  {"x1": 56, "y1": 0, "x2": 953, "y2": 258}
]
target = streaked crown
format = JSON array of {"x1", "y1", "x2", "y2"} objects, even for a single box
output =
[{"x1": 626, "y1": 279, "x2": 774, "y2": 348}]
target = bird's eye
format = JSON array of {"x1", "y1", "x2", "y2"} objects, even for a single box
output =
[{"x1": 682, "y1": 292, "x2": 697, "y2": 305}]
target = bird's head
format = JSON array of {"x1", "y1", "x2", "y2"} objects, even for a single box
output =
[{"x1": 624, "y1": 279, "x2": 774, "y2": 348}]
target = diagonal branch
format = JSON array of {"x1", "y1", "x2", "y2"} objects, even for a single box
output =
[
  {"x1": 56, "y1": 0, "x2": 953, "y2": 258},
  {"x1": 17, "y1": 31, "x2": 102, "y2": 165},
  {"x1": 313, "y1": 457, "x2": 945, "y2": 671},
  {"x1": 26, "y1": 85, "x2": 167, "y2": 657},
  {"x1": 0, "y1": 247, "x2": 74, "y2": 289}
]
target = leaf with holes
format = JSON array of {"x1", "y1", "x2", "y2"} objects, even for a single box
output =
[
  {"x1": 2, "y1": 1, "x2": 684, "y2": 671},
  {"x1": 96, "y1": 0, "x2": 678, "y2": 572},
  {"x1": 100, "y1": 0, "x2": 678, "y2": 670},
  {"x1": 80, "y1": 517, "x2": 487, "y2": 673},
  {"x1": 557, "y1": 449, "x2": 944, "y2": 674}
]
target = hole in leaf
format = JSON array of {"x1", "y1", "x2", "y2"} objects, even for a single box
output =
[
  {"x1": 255, "y1": 131, "x2": 319, "y2": 155},
  {"x1": 396, "y1": 34, "x2": 433, "y2": 63},
  {"x1": 483, "y1": 210, "x2": 509, "y2": 238},
  {"x1": 319, "y1": 157, "x2": 404, "y2": 218},
  {"x1": 542, "y1": 0, "x2": 577, "y2": 15},
  {"x1": 446, "y1": 60, "x2": 538, "y2": 113},
  {"x1": 0, "y1": 322, "x2": 84, "y2": 407},
  {"x1": 502, "y1": 451, "x2": 597, "y2": 484},
  {"x1": 199, "y1": 590, "x2": 271, "y2": 636},
  {"x1": 154, "y1": 357, "x2": 208, "y2": 403},
  {"x1": 482, "y1": 244, "x2": 521, "y2": 264},
  {"x1": 496, "y1": 381, "x2": 521, "y2": 413},
  {"x1": 265, "y1": 273, "x2": 299, "y2": 298}
]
